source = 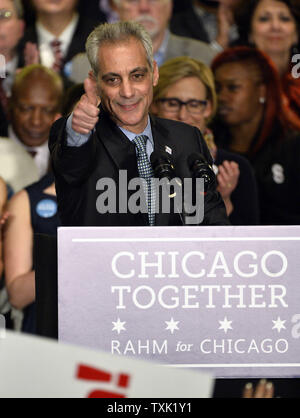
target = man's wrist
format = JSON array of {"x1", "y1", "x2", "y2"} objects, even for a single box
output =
[{"x1": 66, "y1": 113, "x2": 91, "y2": 147}]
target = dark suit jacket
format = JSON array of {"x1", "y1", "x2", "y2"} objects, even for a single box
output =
[
  {"x1": 170, "y1": 6, "x2": 210, "y2": 43},
  {"x1": 0, "y1": 104, "x2": 8, "y2": 137},
  {"x1": 49, "y1": 109, "x2": 229, "y2": 227}
]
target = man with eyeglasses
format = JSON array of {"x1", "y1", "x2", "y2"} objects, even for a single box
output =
[
  {"x1": 0, "y1": 0, "x2": 24, "y2": 136},
  {"x1": 69, "y1": 0, "x2": 217, "y2": 84}
]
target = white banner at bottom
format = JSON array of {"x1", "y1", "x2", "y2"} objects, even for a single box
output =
[{"x1": 0, "y1": 331, "x2": 213, "y2": 398}]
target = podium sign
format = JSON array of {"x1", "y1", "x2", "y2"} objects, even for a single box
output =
[{"x1": 58, "y1": 226, "x2": 300, "y2": 378}]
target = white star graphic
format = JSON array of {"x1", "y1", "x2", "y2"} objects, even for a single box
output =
[
  {"x1": 112, "y1": 318, "x2": 126, "y2": 334},
  {"x1": 165, "y1": 318, "x2": 180, "y2": 334},
  {"x1": 272, "y1": 317, "x2": 286, "y2": 333},
  {"x1": 218, "y1": 317, "x2": 233, "y2": 334}
]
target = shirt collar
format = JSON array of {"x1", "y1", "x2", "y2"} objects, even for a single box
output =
[
  {"x1": 8, "y1": 125, "x2": 49, "y2": 153},
  {"x1": 154, "y1": 29, "x2": 170, "y2": 67},
  {"x1": 5, "y1": 55, "x2": 18, "y2": 75},
  {"x1": 36, "y1": 13, "x2": 79, "y2": 53},
  {"x1": 119, "y1": 116, "x2": 154, "y2": 147}
]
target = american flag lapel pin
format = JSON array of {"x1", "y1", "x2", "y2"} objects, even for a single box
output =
[{"x1": 165, "y1": 145, "x2": 172, "y2": 155}]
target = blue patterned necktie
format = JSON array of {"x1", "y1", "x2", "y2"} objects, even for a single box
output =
[{"x1": 133, "y1": 135, "x2": 155, "y2": 226}]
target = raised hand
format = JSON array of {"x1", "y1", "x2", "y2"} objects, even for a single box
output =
[
  {"x1": 71, "y1": 76, "x2": 101, "y2": 135},
  {"x1": 216, "y1": 2, "x2": 235, "y2": 49},
  {"x1": 217, "y1": 160, "x2": 239, "y2": 200}
]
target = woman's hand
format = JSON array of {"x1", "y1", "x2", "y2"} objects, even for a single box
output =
[{"x1": 217, "y1": 160, "x2": 239, "y2": 200}]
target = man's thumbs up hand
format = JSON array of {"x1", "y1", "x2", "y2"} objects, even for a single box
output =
[{"x1": 72, "y1": 76, "x2": 101, "y2": 135}]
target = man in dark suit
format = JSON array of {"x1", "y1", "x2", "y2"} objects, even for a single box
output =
[{"x1": 49, "y1": 21, "x2": 229, "y2": 227}]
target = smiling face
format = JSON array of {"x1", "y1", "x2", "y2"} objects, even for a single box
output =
[
  {"x1": 250, "y1": 0, "x2": 298, "y2": 55},
  {"x1": 10, "y1": 76, "x2": 61, "y2": 147},
  {"x1": 152, "y1": 76, "x2": 212, "y2": 132},
  {"x1": 97, "y1": 37, "x2": 159, "y2": 133},
  {"x1": 0, "y1": 0, "x2": 24, "y2": 60},
  {"x1": 214, "y1": 61, "x2": 266, "y2": 127}
]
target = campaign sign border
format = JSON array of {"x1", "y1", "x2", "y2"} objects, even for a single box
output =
[{"x1": 58, "y1": 226, "x2": 300, "y2": 379}]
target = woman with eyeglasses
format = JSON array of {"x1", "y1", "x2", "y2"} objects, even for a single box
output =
[{"x1": 151, "y1": 56, "x2": 260, "y2": 225}]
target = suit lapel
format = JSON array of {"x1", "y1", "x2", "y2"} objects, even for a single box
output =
[
  {"x1": 95, "y1": 110, "x2": 149, "y2": 226},
  {"x1": 64, "y1": 17, "x2": 84, "y2": 64},
  {"x1": 96, "y1": 108, "x2": 137, "y2": 174},
  {"x1": 151, "y1": 116, "x2": 176, "y2": 163}
]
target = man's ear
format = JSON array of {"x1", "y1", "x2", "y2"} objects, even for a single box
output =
[
  {"x1": 152, "y1": 60, "x2": 159, "y2": 87},
  {"x1": 88, "y1": 70, "x2": 97, "y2": 82},
  {"x1": 54, "y1": 113, "x2": 62, "y2": 122}
]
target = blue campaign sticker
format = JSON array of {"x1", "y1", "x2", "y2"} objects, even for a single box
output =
[{"x1": 36, "y1": 199, "x2": 57, "y2": 218}]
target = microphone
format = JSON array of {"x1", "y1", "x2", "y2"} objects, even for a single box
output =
[
  {"x1": 150, "y1": 151, "x2": 184, "y2": 225},
  {"x1": 150, "y1": 151, "x2": 176, "y2": 183},
  {"x1": 187, "y1": 153, "x2": 215, "y2": 192}
]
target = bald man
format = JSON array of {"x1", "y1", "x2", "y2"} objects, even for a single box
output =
[{"x1": 8, "y1": 64, "x2": 63, "y2": 178}]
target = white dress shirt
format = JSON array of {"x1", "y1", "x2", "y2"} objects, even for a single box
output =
[
  {"x1": 8, "y1": 126, "x2": 50, "y2": 178},
  {"x1": 36, "y1": 14, "x2": 79, "y2": 69}
]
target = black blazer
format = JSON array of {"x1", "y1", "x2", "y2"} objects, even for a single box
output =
[
  {"x1": 49, "y1": 109, "x2": 229, "y2": 227},
  {"x1": 170, "y1": 6, "x2": 210, "y2": 44}
]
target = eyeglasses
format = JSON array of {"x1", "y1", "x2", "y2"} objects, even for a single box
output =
[
  {"x1": 0, "y1": 9, "x2": 13, "y2": 20},
  {"x1": 157, "y1": 98, "x2": 208, "y2": 114}
]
